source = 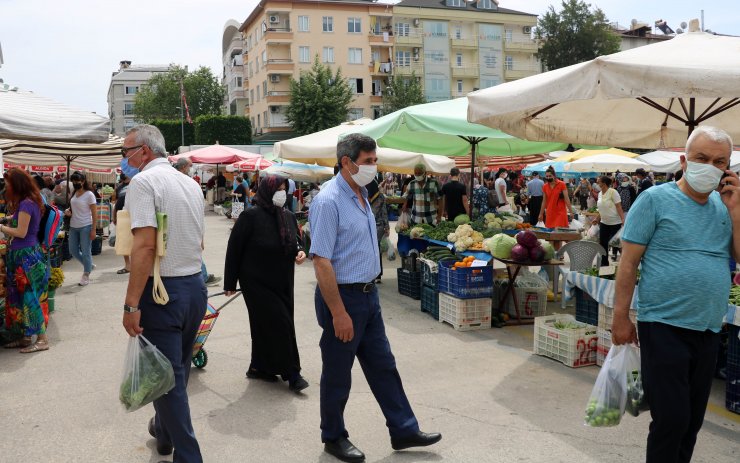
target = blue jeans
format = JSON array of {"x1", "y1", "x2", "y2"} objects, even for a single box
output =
[{"x1": 69, "y1": 225, "x2": 93, "y2": 273}]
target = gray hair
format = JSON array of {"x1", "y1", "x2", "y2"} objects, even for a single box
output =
[
  {"x1": 336, "y1": 133, "x2": 376, "y2": 163},
  {"x1": 686, "y1": 126, "x2": 733, "y2": 154},
  {"x1": 126, "y1": 124, "x2": 168, "y2": 157},
  {"x1": 173, "y1": 157, "x2": 192, "y2": 172}
]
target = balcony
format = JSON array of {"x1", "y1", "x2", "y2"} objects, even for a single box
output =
[
  {"x1": 504, "y1": 64, "x2": 541, "y2": 80},
  {"x1": 368, "y1": 32, "x2": 394, "y2": 46},
  {"x1": 394, "y1": 62, "x2": 424, "y2": 76},
  {"x1": 266, "y1": 91, "x2": 291, "y2": 103},
  {"x1": 368, "y1": 61, "x2": 394, "y2": 75},
  {"x1": 451, "y1": 65, "x2": 479, "y2": 78},
  {"x1": 504, "y1": 40, "x2": 538, "y2": 53},
  {"x1": 451, "y1": 37, "x2": 478, "y2": 49},
  {"x1": 227, "y1": 36, "x2": 243, "y2": 57},
  {"x1": 394, "y1": 30, "x2": 423, "y2": 46},
  {"x1": 370, "y1": 94, "x2": 383, "y2": 104},
  {"x1": 265, "y1": 28, "x2": 293, "y2": 43},
  {"x1": 266, "y1": 59, "x2": 295, "y2": 74},
  {"x1": 229, "y1": 89, "x2": 246, "y2": 99},
  {"x1": 452, "y1": 91, "x2": 469, "y2": 98}
]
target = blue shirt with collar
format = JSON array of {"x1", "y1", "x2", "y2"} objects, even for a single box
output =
[
  {"x1": 527, "y1": 178, "x2": 544, "y2": 197},
  {"x1": 309, "y1": 173, "x2": 380, "y2": 284}
]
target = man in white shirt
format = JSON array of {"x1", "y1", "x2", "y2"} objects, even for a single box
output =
[{"x1": 121, "y1": 124, "x2": 207, "y2": 463}]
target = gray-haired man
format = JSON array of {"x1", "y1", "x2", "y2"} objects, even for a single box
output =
[{"x1": 121, "y1": 124, "x2": 207, "y2": 463}]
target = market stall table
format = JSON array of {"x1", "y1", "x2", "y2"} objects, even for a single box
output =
[{"x1": 493, "y1": 257, "x2": 564, "y2": 325}]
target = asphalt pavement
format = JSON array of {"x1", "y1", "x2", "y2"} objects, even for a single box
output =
[{"x1": 0, "y1": 212, "x2": 737, "y2": 463}]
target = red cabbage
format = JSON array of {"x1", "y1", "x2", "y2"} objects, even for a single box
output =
[
  {"x1": 511, "y1": 244, "x2": 530, "y2": 262},
  {"x1": 529, "y1": 245, "x2": 546, "y2": 263},
  {"x1": 516, "y1": 230, "x2": 539, "y2": 249}
]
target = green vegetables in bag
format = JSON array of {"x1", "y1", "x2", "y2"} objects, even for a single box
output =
[{"x1": 120, "y1": 336, "x2": 176, "y2": 412}]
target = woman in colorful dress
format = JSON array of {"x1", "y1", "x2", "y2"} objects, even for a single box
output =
[{"x1": 1, "y1": 168, "x2": 50, "y2": 353}]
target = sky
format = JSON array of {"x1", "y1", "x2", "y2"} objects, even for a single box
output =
[{"x1": 0, "y1": 0, "x2": 738, "y2": 117}]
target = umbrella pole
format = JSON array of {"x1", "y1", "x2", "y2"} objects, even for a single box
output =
[{"x1": 469, "y1": 141, "x2": 478, "y2": 219}]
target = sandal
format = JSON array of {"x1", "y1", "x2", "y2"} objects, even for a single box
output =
[
  {"x1": 117, "y1": 268, "x2": 131, "y2": 274},
  {"x1": 20, "y1": 340, "x2": 49, "y2": 354},
  {"x1": 4, "y1": 337, "x2": 32, "y2": 349}
]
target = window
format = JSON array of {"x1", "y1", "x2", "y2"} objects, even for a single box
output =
[
  {"x1": 256, "y1": 56, "x2": 260, "y2": 69},
  {"x1": 124, "y1": 86, "x2": 138, "y2": 95},
  {"x1": 256, "y1": 86, "x2": 260, "y2": 101},
  {"x1": 478, "y1": 0, "x2": 497, "y2": 10},
  {"x1": 123, "y1": 103, "x2": 134, "y2": 115},
  {"x1": 484, "y1": 53, "x2": 498, "y2": 68},
  {"x1": 446, "y1": 0, "x2": 464, "y2": 7},
  {"x1": 322, "y1": 16, "x2": 334, "y2": 32},
  {"x1": 299, "y1": 46, "x2": 310, "y2": 63},
  {"x1": 429, "y1": 79, "x2": 446, "y2": 92},
  {"x1": 249, "y1": 62, "x2": 253, "y2": 78},
  {"x1": 481, "y1": 78, "x2": 499, "y2": 88},
  {"x1": 298, "y1": 15, "x2": 309, "y2": 32},
  {"x1": 348, "y1": 78, "x2": 364, "y2": 94},
  {"x1": 395, "y1": 51, "x2": 411, "y2": 66},
  {"x1": 348, "y1": 48, "x2": 363, "y2": 64},
  {"x1": 505, "y1": 55, "x2": 514, "y2": 70},
  {"x1": 263, "y1": 80, "x2": 268, "y2": 96},
  {"x1": 348, "y1": 108, "x2": 364, "y2": 121},
  {"x1": 348, "y1": 18, "x2": 361, "y2": 33},
  {"x1": 372, "y1": 79, "x2": 382, "y2": 96},
  {"x1": 373, "y1": 107, "x2": 383, "y2": 119},
  {"x1": 504, "y1": 29, "x2": 513, "y2": 42},
  {"x1": 251, "y1": 117, "x2": 255, "y2": 129},
  {"x1": 457, "y1": 80, "x2": 463, "y2": 93},
  {"x1": 262, "y1": 50, "x2": 267, "y2": 64},
  {"x1": 323, "y1": 47, "x2": 335, "y2": 63},
  {"x1": 123, "y1": 118, "x2": 136, "y2": 130},
  {"x1": 250, "y1": 89, "x2": 255, "y2": 103},
  {"x1": 236, "y1": 76, "x2": 243, "y2": 88},
  {"x1": 426, "y1": 51, "x2": 446, "y2": 63},
  {"x1": 371, "y1": 50, "x2": 380, "y2": 63},
  {"x1": 257, "y1": 114, "x2": 261, "y2": 128},
  {"x1": 456, "y1": 53, "x2": 463, "y2": 67},
  {"x1": 263, "y1": 111, "x2": 268, "y2": 127},
  {"x1": 427, "y1": 22, "x2": 447, "y2": 37},
  {"x1": 395, "y1": 22, "x2": 410, "y2": 36},
  {"x1": 454, "y1": 26, "x2": 462, "y2": 40}
]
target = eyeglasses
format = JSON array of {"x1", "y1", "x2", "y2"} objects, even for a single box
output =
[{"x1": 121, "y1": 145, "x2": 143, "y2": 158}]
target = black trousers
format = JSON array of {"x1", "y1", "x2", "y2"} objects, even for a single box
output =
[
  {"x1": 598, "y1": 223, "x2": 621, "y2": 266},
  {"x1": 638, "y1": 322, "x2": 720, "y2": 463},
  {"x1": 528, "y1": 196, "x2": 543, "y2": 226}
]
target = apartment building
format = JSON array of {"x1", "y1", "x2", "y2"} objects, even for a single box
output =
[
  {"x1": 239, "y1": 0, "x2": 394, "y2": 139},
  {"x1": 393, "y1": 0, "x2": 539, "y2": 101},
  {"x1": 223, "y1": 19, "x2": 249, "y2": 116},
  {"x1": 107, "y1": 61, "x2": 170, "y2": 135}
]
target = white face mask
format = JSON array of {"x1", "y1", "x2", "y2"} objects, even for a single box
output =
[
  {"x1": 621, "y1": 181, "x2": 629, "y2": 187},
  {"x1": 272, "y1": 190, "x2": 287, "y2": 207},
  {"x1": 684, "y1": 160, "x2": 725, "y2": 194},
  {"x1": 414, "y1": 175, "x2": 424, "y2": 182},
  {"x1": 351, "y1": 162, "x2": 378, "y2": 187}
]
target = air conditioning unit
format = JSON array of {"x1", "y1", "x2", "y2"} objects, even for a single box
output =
[
  {"x1": 269, "y1": 15, "x2": 280, "y2": 24},
  {"x1": 413, "y1": 18, "x2": 420, "y2": 27},
  {"x1": 270, "y1": 74, "x2": 281, "y2": 83},
  {"x1": 522, "y1": 26, "x2": 532, "y2": 34},
  {"x1": 270, "y1": 106, "x2": 280, "y2": 113}
]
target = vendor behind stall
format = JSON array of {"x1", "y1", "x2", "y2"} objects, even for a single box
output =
[{"x1": 402, "y1": 163, "x2": 441, "y2": 225}]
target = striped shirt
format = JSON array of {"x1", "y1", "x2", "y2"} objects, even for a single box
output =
[
  {"x1": 309, "y1": 174, "x2": 380, "y2": 284},
  {"x1": 125, "y1": 157, "x2": 204, "y2": 277},
  {"x1": 406, "y1": 177, "x2": 440, "y2": 225}
]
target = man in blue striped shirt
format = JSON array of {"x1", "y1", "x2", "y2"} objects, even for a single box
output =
[{"x1": 309, "y1": 134, "x2": 441, "y2": 462}]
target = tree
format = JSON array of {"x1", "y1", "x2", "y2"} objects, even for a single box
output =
[
  {"x1": 194, "y1": 115, "x2": 252, "y2": 145},
  {"x1": 134, "y1": 65, "x2": 225, "y2": 123},
  {"x1": 285, "y1": 57, "x2": 354, "y2": 135},
  {"x1": 535, "y1": 0, "x2": 621, "y2": 71},
  {"x1": 382, "y1": 72, "x2": 426, "y2": 115}
]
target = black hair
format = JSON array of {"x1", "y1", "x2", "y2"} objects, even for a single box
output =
[
  {"x1": 599, "y1": 175, "x2": 613, "y2": 187},
  {"x1": 32, "y1": 174, "x2": 45, "y2": 191},
  {"x1": 70, "y1": 171, "x2": 92, "y2": 191},
  {"x1": 336, "y1": 133, "x2": 376, "y2": 164},
  {"x1": 450, "y1": 167, "x2": 460, "y2": 176}
]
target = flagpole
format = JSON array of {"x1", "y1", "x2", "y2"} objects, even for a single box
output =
[{"x1": 180, "y1": 103, "x2": 184, "y2": 149}]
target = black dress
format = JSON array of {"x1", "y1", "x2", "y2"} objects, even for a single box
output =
[{"x1": 224, "y1": 205, "x2": 302, "y2": 376}]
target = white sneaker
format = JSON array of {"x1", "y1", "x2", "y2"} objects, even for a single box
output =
[{"x1": 79, "y1": 274, "x2": 90, "y2": 286}]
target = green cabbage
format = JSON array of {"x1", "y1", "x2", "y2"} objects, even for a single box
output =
[
  {"x1": 488, "y1": 233, "x2": 517, "y2": 259},
  {"x1": 453, "y1": 214, "x2": 471, "y2": 225},
  {"x1": 538, "y1": 239, "x2": 556, "y2": 260}
]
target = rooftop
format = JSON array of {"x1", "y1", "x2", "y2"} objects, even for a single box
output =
[
  {"x1": 240, "y1": 0, "x2": 395, "y2": 32},
  {"x1": 395, "y1": 0, "x2": 536, "y2": 17}
]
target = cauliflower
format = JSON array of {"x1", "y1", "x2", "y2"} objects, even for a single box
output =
[
  {"x1": 471, "y1": 231, "x2": 484, "y2": 243},
  {"x1": 454, "y1": 240, "x2": 468, "y2": 252},
  {"x1": 455, "y1": 224, "x2": 473, "y2": 237},
  {"x1": 464, "y1": 236, "x2": 474, "y2": 246},
  {"x1": 502, "y1": 219, "x2": 517, "y2": 230},
  {"x1": 409, "y1": 227, "x2": 425, "y2": 239},
  {"x1": 484, "y1": 213, "x2": 496, "y2": 222},
  {"x1": 447, "y1": 232, "x2": 458, "y2": 242}
]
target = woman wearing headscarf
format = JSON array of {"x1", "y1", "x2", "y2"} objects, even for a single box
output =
[
  {"x1": 223, "y1": 174, "x2": 308, "y2": 392},
  {"x1": 366, "y1": 178, "x2": 389, "y2": 283}
]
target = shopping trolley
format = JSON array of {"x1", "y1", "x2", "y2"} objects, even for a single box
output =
[{"x1": 191, "y1": 290, "x2": 242, "y2": 369}]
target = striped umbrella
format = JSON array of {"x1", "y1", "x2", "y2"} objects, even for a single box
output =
[
  {"x1": 453, "y1": 154, "x2": 545, "y2": 170},
  {"x1": 0, "y1": 134, "x2": 123, "y2": 169}
]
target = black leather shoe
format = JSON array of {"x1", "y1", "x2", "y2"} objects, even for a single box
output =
[
  {"x1": 324, "y1": 438, "x2": 365, "y2": 462},
  {"x1": 391, "y1": 431, "x2": 442, "y2": 451},
  {"x1": 148, "y1": 417, "x2": 174, "y2": 456},
  {"x1": 289, "y1": 376, "x2": 309, "y2": 393},
  {"x1": 246, "y1": 368, "x2": 278, "y2": 382}
]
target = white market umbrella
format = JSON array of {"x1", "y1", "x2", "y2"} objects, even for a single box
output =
[
  {"x1": 565, "y1": 154, "x2": 651, "y2": 173},
  {"x1": 640, "y1": 150, "x2": 740, "y2": 173},
  {"x1": 468, "y1": 25, "x2": 740, "y2": 149},
  {"x1": 274, "y1": 119, "x2": 456, "y2": 175},
  {"x1": 263, "y1": 160, "x2": 334, "y2": 183}
]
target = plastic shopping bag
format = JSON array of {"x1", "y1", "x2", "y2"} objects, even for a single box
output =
[
  {"x1": 535, "y1": 221, "x2": 546, "y2": 228},
  {"x1": 379, "y1": 236, "x2": 390, "y2": 253},
  {"x1": 584, "y1": 344, "x2": 641, "y2": 427},
  {"x1": 569, "y1": 219, "x2": 584, "y2": 230},
  {"x1": 387, "y1": 243, "x2": 397, "y2": 261},
  {"x1": 395, "y1": 211, "x2": 411, "y2": 234},
  {"x1": 586, "y1": 224, "x2": 600, "y2": 242},
  {"x1": 119, "y1": 335, "x2": 175, "y2": 413},
  {"x1": 609, "y1": 226, "x2": 624, "y2": 249},
  {"x1": 108, "y1": 224, "x2": 116, "y2": 247}
]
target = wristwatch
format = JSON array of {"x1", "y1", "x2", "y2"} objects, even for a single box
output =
[{"x1": 123, "y1": 304, "x2": 139, "y2": 313}]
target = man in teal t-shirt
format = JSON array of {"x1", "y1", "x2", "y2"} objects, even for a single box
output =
[{"x1": 612, "y1": 126, "x2": 740, "y2": 463}]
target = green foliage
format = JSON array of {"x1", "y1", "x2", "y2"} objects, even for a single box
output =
[
  {"x1": 133, "y1": 65, "x2": 225, "y2": 123},
  {"x1": 194, "y1": 115, "x2": 252, "y2": 145},
  {"x1": 151, "y1": 119, "x2": 195, "y2": 153},
  {"x1": 535, "y1": 0, "x2": 621, "y2": 70},
  {"x1": 382, "y1": 73, "x2": 426, "y2": 115},
  {"x1": 286, "y1": 56, "x2": 354, "y2": 135}
]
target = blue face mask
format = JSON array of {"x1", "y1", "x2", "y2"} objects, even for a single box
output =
[{"x1": 120, "y1": 157, "x2": 140, "y2": 179}]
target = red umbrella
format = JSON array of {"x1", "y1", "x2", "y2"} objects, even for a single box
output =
[
  {"x1": 169, "y1": 144, "x2": 261, "y2": 164},
  {"x1": 232, "y1": 157, "x2": 274, "y2": 171}
]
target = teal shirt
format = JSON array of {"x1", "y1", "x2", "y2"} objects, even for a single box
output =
[{"x1": 622, "y1": 182, "x2": 731, "y2": 332}]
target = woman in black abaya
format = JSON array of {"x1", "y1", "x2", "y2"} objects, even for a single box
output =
[{"x1": 224, "y1": 174, "x2": 308, "y2": 392}]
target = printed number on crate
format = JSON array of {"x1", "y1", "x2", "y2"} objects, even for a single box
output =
[{"x1": 576, "y1": 338, "x2": 598, "y2": 368}]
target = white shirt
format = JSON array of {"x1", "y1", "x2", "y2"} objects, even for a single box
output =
[
  {"x1": 495, "y1": 177, "x2": 507, "y2": 204},
  {"x1": 597, "y1": 188, "x2": 623, "y2": 226},
  {"x1": 70, "y1": 190, "x2": 96, "y2": 228},
  {"x1": 125, "y1": 157, "x2": 205, "y2": 277}
]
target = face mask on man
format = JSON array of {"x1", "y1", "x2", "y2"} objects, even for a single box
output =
[
  {"x1": 414, "y1": 175, "x2": 424, "y2": 182},
  {"x1": 272, "y1": 190, "x2": 287, "y2": 207},
  {"x1": 120, "y1": 157, "x2": 140, "y2": 179},
  {"x1": 684, "y1": 160, "x2": 725, "y2": 194},
  {"x1": 351, "y1": 161, "x2": 378, "y2": 187}
]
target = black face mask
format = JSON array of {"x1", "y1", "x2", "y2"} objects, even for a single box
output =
[
  {"x1": 73, "y1": 183, "x2": 83, "y2": 190},
  {"x1": 545, "y1": 177, "x2": 554, "y2": 182}
]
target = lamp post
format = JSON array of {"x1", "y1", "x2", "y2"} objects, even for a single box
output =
[{"x1": 176, "y1": 105, "x2": 184, "y2": 149}]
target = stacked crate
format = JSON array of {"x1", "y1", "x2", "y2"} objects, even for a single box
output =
[
  {"x1": 533, "y1": 314, "x2": 599, "y2": 368},
  {"x1": 596, "y1": 304, "x2": 637, "y2": 366},
  {"x1": 727, "y1": 324, "x2": 740, "y2": 415},
  {"x1": 397, "y1": 254, "x2": 421, "y2": 300},
  {"x1": 418, "y1": 257, "x2": 439, "y2": 320},
  {"x1": 436, "y1": 260, "x2": 493, "y2": 331}
]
